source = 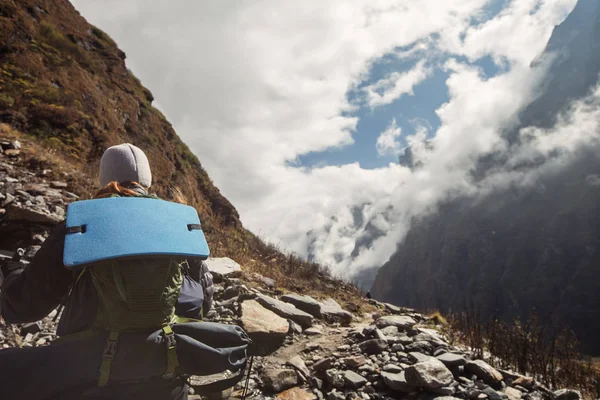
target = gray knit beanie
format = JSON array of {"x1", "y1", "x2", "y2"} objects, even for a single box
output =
[{"x1": 99, "y1": 143, "x2": 152, "y2": 188}]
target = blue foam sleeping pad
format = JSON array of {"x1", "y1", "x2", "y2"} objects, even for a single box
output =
[{"x1": 63, "y1": 197, "x2": 210, "y2": 268}]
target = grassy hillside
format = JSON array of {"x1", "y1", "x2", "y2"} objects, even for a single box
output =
[{"x1": 0, "y1": 0, "x2": 364, "y2": 310}]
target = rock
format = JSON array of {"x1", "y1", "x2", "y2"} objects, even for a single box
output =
[
  {"x1": 381, "y1": 371, "x2": 415, "y2": 393},
  {"x1": 512, "y1": 377, "x2": 535, "y2": 391},
  {"x1": 277, "y1": 387, "x2": 317, "y2": 400},
  {"x1": 343, "y1": 370, "x2": 368, "y2": 389},
  {"x1": 436, "y1": 353, "x2": 467, "y2": 367},
  {"x1": 325, "y1": 370, "x2": 345, "y2": 389},
  {"x1": 380, "y1": 326, "x2": 400, "y2": 337},
  {"x1": 384, "y1": 303, "x2": 402, "y2": 314},
  {"x1": 504, "y1": 387, "x2": 523, "y2": 400},
  {"x1": 553, "y1": 389, "x2": 581, "y2": 400},
  {"x1": 21, "y1": 322, "x2": 42, "y2": 335},
  {"x1": 327, "y1": 391, "x2": 345, "y2": 400},
  {"x1": 359, "y1": 339, "x2": 387, "y2": 355},
  {"x1": 4, "y1": 149, "x2": 20, "y2": 157},
  {"x1": 319, "y1": 298, "x2": 353, "y2": 325},
  {"x1": 375, "y1": 316, "x2": 416, "y2": 330},
  {"x1": 304, "y1": 326, "x2": 323, "y2": 336},
  {"x1": 281, "y1": 294, "x2": 323, "y2": 318},
  {"x1": 50, "y1": 181, "x2": 68, "y2": 189},
  {"x1": 240, "y1": 300, "x2": 288, "y2": 355},
  {"x1": 383, "y1": 364, "x2": 403, "y2": 373},
  {"x1": 404, "y1": 358, "x2": 454, "y2": 389},
  {"x1": 23, "y1": 184, "x2": 62, "y2": 198},
  {"x1": 466, "y1": 360, "x2": 504, "y2": 385},
  {"x1": 483, "y1": 387, "x2": 508, "y2": 400},
  {"x1": 343, "y1": 355, "x2": 368, "y2": 368},
  {"x1": 408, "y1": 352, "x2": 431, "y2": 363},
  {"x1": 257, "y1": 294, "x2": 314, "y2": 328},
  {"x1": 222, "y1": 285, "x2": 240, "y2": 300},
  {"x1": 287, "y1": 356, "x2": 311, "y2": 379},
  {"x1": 2, "y1": 193, "x2": 15, "y2": 207},
  {"x1": 261, "y1": 369, "x2": 299, "y2": 393},
  {"x1": 313, "y1": 358, "x2": 335, "y2": 372},
  {"x1": 204, "y1": 258, "x2": 242, "y2": 279},
  {"x1": 7, "y1": 204, "x2": 63, "y2": 224},
  {"x1": 289, "y1": 320, "x2": 303, "y2": 335}
]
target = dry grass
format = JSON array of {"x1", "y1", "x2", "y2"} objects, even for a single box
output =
[{"x1": 444, "y1": 310, "x2": 600, "y2": 397}]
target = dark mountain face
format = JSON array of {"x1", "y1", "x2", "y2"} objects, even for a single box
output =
[{"x1": 371, "y1": 0, "x2": 600, "y2": 355}]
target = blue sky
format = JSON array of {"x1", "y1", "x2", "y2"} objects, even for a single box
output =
[{"x1": 298, "y1": 0, "x2": 511, "y2": 170}]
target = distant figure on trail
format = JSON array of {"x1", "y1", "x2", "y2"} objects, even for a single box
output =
[
  {"x1": 0, "y1": 144, "x2": 248, "y2": 400},
  {"x1": 366, "y1": 291, "x2": 372, "y2": 299}
]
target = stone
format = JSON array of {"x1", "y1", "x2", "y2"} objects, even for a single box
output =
[
  {"x1": 512, "y1": 377, "x2": 535, "y2": 390},
  {"x1": 24, "y1": 184, "x2": 61, "y2": 198},
  {"x1": 384, "y1": 303, "x2": 402, "y2": 314},
  {"x1": 261, "y1": 369, "x2": 299, "y2": 393},
  {"x1": 359, "y1": 339, "x2": 387, "y2": 355},
  {"x1": 277, "y1": 387, "x2": 317, "y2": 400},
  {"x1": 240, "y1": 300, "x2": 288, "y2": 355},
  {"x1": 327, "y1": 391, "x2": 345, "y2": 400},
  {"x1": 325, "y1": 370, "x2": 345, "y2": 389},
  {"x1": 7, "y1": 204, "x2": 63, "y2": 224},
  {"x1": 281, "y1": 294, "x2": 323, "y2": 318},
  {"x1": 504, "y1": 387, "x2": 522, "y2": 400},
  {"x1": 391, "y1": 343, "x2": 405, "y2": 352},
  {"x1": 290, "y1": 320, "x2": 303, "y2": 335},
  {"x1": 553, "y1": 389, "x2": 581, "y2": 400},
  {"x1": 222, "y1": 285, "x2": 240, "y2": 300},
  {"x1": 404, "y1": 358, "x2": 454, "y2": 389},
  {"x1": 343, "y1": 370, "x2": 368, "y2": 389},
  {"x1": 319, "y1": 298, "x2": 353, "y2": 325},
  {"x1": 436, "y1": 352, "x2": 467, "y2": 367},
  {"x1": 383, "y1": 364, "x2": 403, "y2": 373},
  {"x1": 466, "y1": 360, "x2": 504, "y2": 385},
  {"x1": 304, "y1": 326, "x2": 323, "y2": 336},
  {"x1": 483, "y1": 387, "x2": 507, "y2": 400},
  {"x1": 204, "y1": 257, "x2": 242, "y2": 279},
  {"x1": 375, "y1": 316, "x2": 416, "y2": 330},
  {"x1": 381, "y1": 371, "x2": 415, "y2": 393},
  {"x1": 344, "y1": 355, "x2": 368, "y2": 368},
  {"x1": 380, "y1": 326, "x2": 400, "y2": 337},
  {"x1": 257, "y1": 294, "x2": 314, "y2": 328},
  {"x1": 4, "y1": 149, "x2": 20, "y2": 157},
  {"x1": 408, "y1": 352, "x2": 431, "y2": 363},
  {"x1": 287, "y1": 356, "x2": 311, "y2": 379},
  {"x1": 50, "y1": 181, "x2": 68, "y2": 189},
  {"x1": 313, "y1": 357, "x2": 335, "y2": 372}
]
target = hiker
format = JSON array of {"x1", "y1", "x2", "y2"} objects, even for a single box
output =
[{"x1": 0, "y1": 143, "x2": 241, "y2": 400}]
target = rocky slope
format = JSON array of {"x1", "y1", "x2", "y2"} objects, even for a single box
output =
[
  {"x1": 372, "y1": 0, "x2": 600, "y2": 355},
  {"x1": 1, "y1": 253, "x2": 584, "y2": 400}
]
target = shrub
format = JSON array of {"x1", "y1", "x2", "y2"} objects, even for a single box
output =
[{"x1": 0, "y1": 93, "x2": 15, "y2": 108}]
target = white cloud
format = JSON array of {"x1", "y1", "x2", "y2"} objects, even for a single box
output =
[
  {"x1": 363, "y1": 60, "x2": 432, "y2": 108},
  {"x1": 376, "y1": 119, "x2": 403, "y2": 156},
  {"x1": 69, "y1": 0, "x2": 581, "y2": 280}
]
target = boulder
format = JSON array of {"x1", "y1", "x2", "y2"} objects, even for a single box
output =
[
  {"x1": 257, "y1": 295, "x2": 314, "y2": 328},
  {"x1": 381, "y1": 371, "x2": 415, "y2": 393},
  {"x1": 553, "y1": 389, "x2": 581, "y2": 400},
  {"x1": 375, "y1": 315, "x2": 416, "y2": 330},
  {"x1": 312, "y1": 357, "x2": 335, "y2": 372},
  {"x1": 359, "y1": 339, "x2": 387, "y2": 355},
  {"x1": 7, "y1": 204, "x2": 63, "y2": 224},
  {"x1": 343, "y1": 370, "x2": 368, "y2": 389},
  {"x1": 343, "y1": 355, "x2": 368, "y2": 368},
  {"x1": 281, "y1": 294, "x2": 322, "y2": 318},
  {"x1": 504, "y1": 387, "x2": 523, "y2": 400},
  {"x1": 466, "y1": 360, "x2": 504, "y2": 385},
  {"x1": 204, "y1": 258, "x2": 242, "y2": 279},
  {"x1": 287, "y1": 356, "x2": 310, "y2": 379},
  {"x1": 319, "y1": 298, "x2": 353, "y2": 325},
  {"x1": 325, "y1": 370, "x2": 345, "y2": 389},
  {"x1": 436, "y1": 352, "x2": 467, "y2": 367},
  {"x1": 261, "y1": 369, "x2": 299, "y2": 393},
  {"x1": 276, "y1": 387, "x2": 316, "y2": 400},
  {"x1": 404, "y1": 358, "x2": 454, "y2": 389},
  {"x1": 240, "y1": 300, "x2": 288, "y2": 355}
]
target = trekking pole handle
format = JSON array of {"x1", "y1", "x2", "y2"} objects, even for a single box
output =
[{"x1": 12, "y1": 248, "x2": 25, "y2": 262}]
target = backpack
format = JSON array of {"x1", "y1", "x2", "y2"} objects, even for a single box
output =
[{"x1": 58, "y1": 197, "x2": 250, "y2": 390}]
